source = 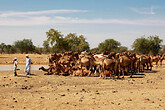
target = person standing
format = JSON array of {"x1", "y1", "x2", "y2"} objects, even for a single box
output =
[
  {"x1": 25, "y1": 55, "x2": 31, "y2": 75},
  {"x1": 13, "y1": 57, "x2": 17, "y2": 76}
]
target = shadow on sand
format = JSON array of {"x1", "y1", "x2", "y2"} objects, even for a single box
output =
[
  {"x1": 131, "y1": 76, "x2": 144, "y2": 78},
  {"x1": 144, "y1": 70, "x2": 159, "y2": 73},
  {"x1": 16, "y1": 75, "x2": 32, "y2": 78},
  {"x1": 16, "y1": 74, "x2": 36, "y2": 78},
  {"x1": 29, "y1": 74, "x2": 37, "y2": 76}
]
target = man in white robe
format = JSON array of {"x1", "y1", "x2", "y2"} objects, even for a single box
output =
[
  {"x1": 13, "y1": 57, "x2": 17, "y2": 76},
  {"x1": 25, "y1": 55, "x2": 31, "y2": 75}
]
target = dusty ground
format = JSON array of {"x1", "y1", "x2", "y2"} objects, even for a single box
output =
[
  {"x1": 0, "y1": 67, "x2": 165, "y2": 110},
  {"x1": 0, "y1": 54, "x2": 165, "y2": 110},
  {"x1": 0, "y1": 54, "x2": 49, "y2": 65}
]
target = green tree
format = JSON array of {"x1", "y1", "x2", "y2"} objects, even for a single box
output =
[
  {"x1": 46, "y1": 29, "x2": 64, "y2": 52},
  {"x1": 162, "y1": 45, "x2": 165, "y2": 54},
  {"x1": 0, "y1": 43, "x2": 6, "y2": 53},
  {"x1": 43, "y1": 40, "x2": 51, "y2": 53},
  {"x1": 132, "y1": 37, "x2": 150, "y2": 54},
  {"x1": 98, "y1": 39, "x2": 121, "y2": 53},
  {"x1": 64, "y1": 33, "x2": 89, "y2": 52},
  {"x1": 45, "y1": 29, "x2": 90, "y2": 52},
  {"x1": 90, "y1": 47, "x2": 99, "y2": 53},
  {"x1": 35, "y1": 47, "x2": 43, "y2": 54},
  {"x1": 117, "y1": 46, "x2": 128, "y2": 53},
  {"x1": 148, "y1": 35, "x2": 163, "y2": 55},
  {"x1": 14, "y1": 39, "x2": 35, "y2": 53},
  {"x1": 4, "y1": 45, "x2": 16, "y2": 54},
  {"x1": 133, "y1": 36, "x2": 163, "y2": 55},
  {"x1": 159, "y1": 45, "x2": 165, "y2": 54}
]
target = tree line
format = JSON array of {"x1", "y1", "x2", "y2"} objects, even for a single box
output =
[{"x1": 0, "y1": 28, "x2": 165, "y2": 55}]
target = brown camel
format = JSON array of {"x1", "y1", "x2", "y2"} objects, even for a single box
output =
[
  {"x1": 77, "y1": 56, "x2": 95, "y2": 76},
  {"x1": 118, "y1": 53, "x2": 133, "y2": 78},
  {"x1": 72, "y1": 66, "x2": 92, "y2": 77},
  {"x1": 101, "y1": 58, "x2": 116, "y2": 79},
  {"x1": 151, "y1": 55, "x2": 161, "y2": 66},
  {"x1": 159, "y1": 54, "x2": 165, "y2": 66},
  {"x1": 39, "y1": 66, "x2": 56, "y2": 75},
  {"x1": 139, "y1": 55, "x2": 152, "y2": 71}
]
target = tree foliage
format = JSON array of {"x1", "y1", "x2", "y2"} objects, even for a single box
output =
[
  {"x1": 0, "y1": 31, "x2": 164, "y2": 55},
  {"x1": 46, "y1": 29, "x2": 63, "y2": 46},
  {"x1": 42, "y1": 40, "x2": 50, "y2": 53},
  {"x1": 162, "y1": 45, "x2": 165, "y2": 54},
  {"x1": 46, "y1": 29, "x2": 66, "y2": 52},
  {"x1": 4, "y1": 45, "x2": 16, "y2": 54},
  {"x1": 45, "y1": 29, "x2": 89, "y2": 52},
  {"x1": 0, "y1": 43, "x2": 16, "y2": 54},
  {"x1": 98, "y1": 39, "x2": 121, "y2": 53},
  {"x1": 14, "y1": 39, "x2": 35, "y2": 53},
  {"x1": 117, "y1": 46, "x2": 128, "y2": 53},
  {"x1": 148, "y1": 36, "x2": 163, "y2": 55},
  {"x1": 132, "y1": 37, "x2": 150, "y2": 54},
  {"x1": 64, "y1": 33, "x2": 89, "y2": 52},
  {"x1": 133, "y1": 35, "x2": 163, "y2": 55},
  {"x1": 0, "y1": 43, "x2": 6, "y2": 53}
]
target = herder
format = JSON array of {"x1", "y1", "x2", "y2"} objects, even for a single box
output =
[
  {"x1": 25, "y1": 55, "x2": 31, "y2": 75},
  {"x1": 13, "y1": 57, "x2": 17, "y2": 76}
]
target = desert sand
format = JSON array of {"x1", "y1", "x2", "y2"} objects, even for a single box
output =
[
  {"x1": 0, "y1": 54, "x2": 49, "y2": 65},
  {"x1": 0, "y1": 54, "x2": 165, "y2": 110},
  {"x1": 0, "y1": 68, "x2": 165, "y2": 110}
]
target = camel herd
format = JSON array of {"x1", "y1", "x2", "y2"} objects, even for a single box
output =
[{"x1": 39, "y1": 51, "x2": 165, "y2": 79}]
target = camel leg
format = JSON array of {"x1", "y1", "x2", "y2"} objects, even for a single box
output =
[
  {"x1": 99, "y1": 66, "x2": 103, "y2": 79},
  {"x1": 156, "y1": 61, "x2": 158, "y2": 67},
  {"x1": 80, "y1": 64, "x2": 83, "y2": 77},
  {"x1": 88, "y1": 71, "x2": 92, "y2": 77},
  {"x1": 109, "y1": 70, "x2": 112, "y2": 79},
  {"x1": 117, "y1": 70, "x2": 120, "y2": 79},
  {"x1": 117, "y1": 64, "x2": 120, "y2": 79},
  {"x1": 111, "y1": 70, "x2": 115, "y2": 79},
  {"x1": 122, "y1": 67, "x2": 125, "y2": 78},
  {"x1": 159, "y1": 61, "x2": 162, "y2": 67},
  {"x1": 99, "y1": 72, "x2": 104, "y2": 79},
  {"x1": 104, "y1": 70, "x2": 106, "y2": 79},
  {"x1": 99, "y1": 73, "x2": 102, "y2": 79},
  {"x1": 129, "y1": 66, "x2": 133, "y2": 78}
]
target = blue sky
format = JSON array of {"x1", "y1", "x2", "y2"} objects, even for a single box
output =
[{"x1": 0, "y1": 0, "x2": 165, "y2": 49}]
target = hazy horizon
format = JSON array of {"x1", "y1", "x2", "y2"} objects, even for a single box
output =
[{"x1": 0, "y1": 0, "x2": 165, "y2": 49}]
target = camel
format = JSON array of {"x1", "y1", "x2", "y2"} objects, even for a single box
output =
[
  {"x1": 159, "y1": 54, "x2": 165, "y2": 66},
  {"x1": 39, "y1": 64, "x2": 71, "y2": 76},
  {"x1": 129, "y1": 53, "x2": 138, "y2": 74},
  {"x1": 76, "y1": 55, "x2": 94, "y2": 76},
  {"x1": 58, "y1": 55, "x2": 72, "y2": 67},
  {"x1": 101, "y1": 58, "x2": 116, "y2": 79},
  {"x1": 72, "y1": 66, "x2": 92, "y2": 76},
  {"x1": 50, "y1": 53, "x2": 62, "y2": 63},
  {"x1": 93, "y1": 56, "x2": 105, "y2": 75},
  {"x1": 151, "y1": 55, "x2": 161, "y2": 67},
  {"x1": 140, "y1": 55, "x2": 152, "y2": 71},
  {"x1": 118, "y1": 53, "x2": 133, "y2": 78},
  {"x1": 39, "y1": 66, "x2": 49, "y2": 72},
  {"x1": 107, "y1": 52, "x2": 116, "y2": 59},
  {"x1": 39, "y1": 66, "x2": 56, "y2": 75}
]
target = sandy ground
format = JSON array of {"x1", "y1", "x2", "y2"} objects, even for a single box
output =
[
  {"x1": 0, "y1": 67, "x2": 165, "y2": 110},
  {"x1": 0, "y1": 54, "x2": 50, "y2": 65},
  {"x1": 0, "y1": 54, "x2": 165, "y2": 110}
]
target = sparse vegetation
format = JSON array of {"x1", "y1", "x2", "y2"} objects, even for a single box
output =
[{"x1": 0, "y1": 29, "x2": 164, "y2": 55}]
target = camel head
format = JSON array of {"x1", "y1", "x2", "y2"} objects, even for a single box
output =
[{"x1": 39, "y1": 66, "x2": 44, "y2": 70}]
